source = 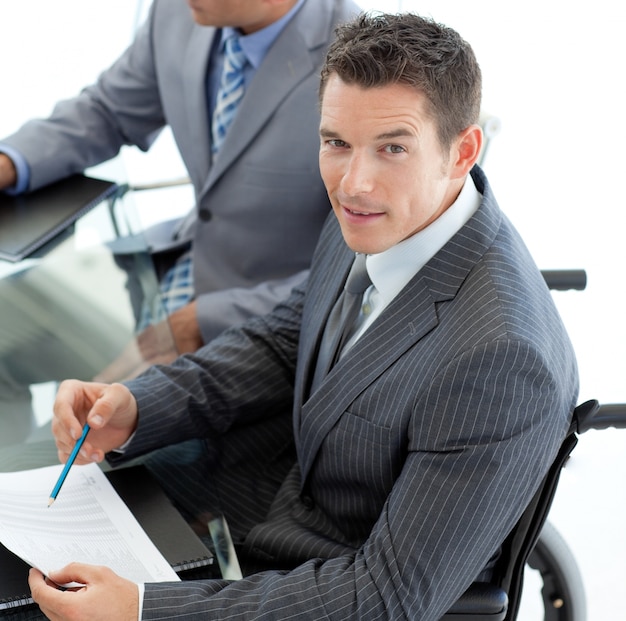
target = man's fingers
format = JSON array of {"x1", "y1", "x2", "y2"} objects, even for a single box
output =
[
  {"x1": 51, "y1": 381, "x2": 138, "y2": 459},
  {"x1": 47, "y1": 562, "x2": 104, "y2": 586},
  {"x1": 53, "y1": 380, "x2": 91, "y2": 439}
]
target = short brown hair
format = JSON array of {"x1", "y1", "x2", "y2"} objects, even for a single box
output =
[{"x1": 320, "y1": 12, "x2": 482, "y2": 149}]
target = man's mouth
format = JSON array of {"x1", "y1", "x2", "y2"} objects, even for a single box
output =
[{"x1": 342, "y1": 203, "x2": 383, "y2": 217}]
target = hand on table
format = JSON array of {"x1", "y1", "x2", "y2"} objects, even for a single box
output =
[
  {"x1": 0, "y1": 153, "x2": 17, "y2": 190},
  {"x1": 29, "y1": 564, "x2": 138, "y2": 621}
]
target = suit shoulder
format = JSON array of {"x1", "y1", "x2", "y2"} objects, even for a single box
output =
[{"x1": 294, "y1": 0, "x2": 362, "y2": 48}]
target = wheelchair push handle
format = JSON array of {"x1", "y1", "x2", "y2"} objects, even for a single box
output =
[
  {"x1": 587, "y1": 403, "x2": 626, "y2": 431},
  {"x1": 541, "y1": 269, "x2": 587, "y2": 291},
  {"x1": 575, "y1": 401, "x2": 626, "y2": 433}
]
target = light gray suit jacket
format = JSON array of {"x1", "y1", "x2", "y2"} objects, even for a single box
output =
[
  {"x1": 117, "y1": 167, "x2": 579, "y2": 620},
  {"x1": 1, "y1": 0, "x2": 360, "y2": 342}
]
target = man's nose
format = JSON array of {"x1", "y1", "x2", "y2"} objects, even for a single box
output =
[{"x1": 340, "y1": 153, "x2": 374, "y2": 196}]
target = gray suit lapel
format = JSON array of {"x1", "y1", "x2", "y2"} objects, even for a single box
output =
[{"x1": 182, "y1": 26, "x2": 216, "y2": 186}]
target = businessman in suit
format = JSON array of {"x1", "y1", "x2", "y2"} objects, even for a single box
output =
[
  {"x1": 30, "y1": 12, "x2": 579, "y2": 621},
  {"x1": 0, "y1": 0, "x2": 359, "y2": 439}
]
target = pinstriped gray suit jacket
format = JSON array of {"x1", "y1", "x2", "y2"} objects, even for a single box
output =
[{"x1": 120, "y1": 167, "x2": 579, "y2": 620}]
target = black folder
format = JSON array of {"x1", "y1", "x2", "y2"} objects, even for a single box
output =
[
  {"x1": 0, "y1": 174, "x2": 119, "y2": 262},
  {"x1": 0, "y1": 465, "x2": 213, "y2": 613}
]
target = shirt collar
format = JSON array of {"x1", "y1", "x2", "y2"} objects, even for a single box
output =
[
  {"x1": 366, "y1": 175, "x2": 483, "y2": 306},
  {"x1": 220, "y1": 0, "x2": 306, "y2": 69}
]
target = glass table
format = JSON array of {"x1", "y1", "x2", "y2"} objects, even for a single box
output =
[
  {"x1": 0, "y1": 181, "x2": 207, "y2": 619},
  {"x1": 0, "y1": 185, "x2": 176, "y2": 468}
]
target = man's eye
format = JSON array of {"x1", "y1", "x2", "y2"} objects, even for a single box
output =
[
  {"x1": 384, "y1": 144, "x2": 405, "y2": 154},
  {"x1": 328, "y1": 139, "x2": 347, "y2": 148}
]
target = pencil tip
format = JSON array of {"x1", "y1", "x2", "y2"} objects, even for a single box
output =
[{"x1": 47, "y1": 498, "x2": 54, "y2": 507}]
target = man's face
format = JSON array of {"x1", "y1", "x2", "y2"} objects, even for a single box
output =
[
  {"x1": 319, "y1": 74, "x2": 465, "y2": 255},
  {"x1": 186, "y1": 0, "x2": 284, "y2": 33}
]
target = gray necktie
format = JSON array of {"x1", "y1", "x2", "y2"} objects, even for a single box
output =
[{"x1": 311, "y1": 253, "x2": 371, "y2": 392}]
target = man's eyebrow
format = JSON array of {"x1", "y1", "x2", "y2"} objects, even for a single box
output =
[
  {"x1": 375, "y1": 128, "x2": 415, "y2": 140},
  {"x1": 319, "y1": 127, "x2": 417, "y2": 140},
  {"x1": 319, "y1": 127, "x2": 340, "y2": 139}
]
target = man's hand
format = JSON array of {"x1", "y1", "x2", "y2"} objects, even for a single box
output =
[
  {"x1": 0, "y1": 153, "x2": 18, "y2": 190},
  {"x1": 93, "y1": 301, "x2": 204, "y2": 383},
  {"x1": 29, "y1": 564, "x2": 138, "y2": 621},
  {"x1": 167, "y1": 300, "x2": 203, "y2": 354},
  {"x1": 52, "y1": 380, "x2": 139, "y2": 464}
]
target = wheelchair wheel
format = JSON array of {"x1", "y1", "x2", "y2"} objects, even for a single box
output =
[{"x1": 526, "y1": 520, "x2": 586, "y2": 621}]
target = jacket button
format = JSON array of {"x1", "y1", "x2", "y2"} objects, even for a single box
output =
[
  {"x1": 199, "y1": 209, "x2": 212, "y2": 222},
  {"x1": 300, "y1": 495, "x2": 314, "y2": 510}
]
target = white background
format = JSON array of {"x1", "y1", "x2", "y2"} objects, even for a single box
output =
[{"x1": 1, "y1": 1, "x2": 624, "y2": 619}]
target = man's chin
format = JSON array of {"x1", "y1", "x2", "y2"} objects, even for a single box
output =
[{"x1": 341, "y1": 234, "x2": 388, "y2": 256}]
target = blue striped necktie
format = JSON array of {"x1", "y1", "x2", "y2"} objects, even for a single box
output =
[{"x1": 211, "y1": 35, "x2": 246, "y2": 156}]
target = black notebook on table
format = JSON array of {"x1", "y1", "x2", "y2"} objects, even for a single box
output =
[
  {"x1": 0, "y1": 465, "x2": 213, "y2": 613},
  {"x1": 0, "y1": 174, "x2": 119, "y2": 262}
]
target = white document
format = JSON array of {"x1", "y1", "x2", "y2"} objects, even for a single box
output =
[{"x1": 0, "y1": 462, "x2": 180, "y2": 584}]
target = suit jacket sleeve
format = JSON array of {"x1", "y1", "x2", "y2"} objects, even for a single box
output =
[
  {"x1": 194, "y1": 269, "x2": 309, "y2": 343},
  {"x1": 113, "y1": 279, "x2": 306, "y2": 461}
]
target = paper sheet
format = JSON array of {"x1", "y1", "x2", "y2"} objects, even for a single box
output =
[{"x1": 0, "y1": 463, "x2": 180, "y2": 584}]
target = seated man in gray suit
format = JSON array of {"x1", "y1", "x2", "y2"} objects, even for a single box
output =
[
  {"x1": 30, "y1": 12, "x2": 579, "y2": 621},
  {"x1": 0, "y1": 0, "x2": 359, "y2": 439}
]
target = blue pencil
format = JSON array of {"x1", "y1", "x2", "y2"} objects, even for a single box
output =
[{"x1": 48, "y1": 423, "x2": 91, "y2": 507}]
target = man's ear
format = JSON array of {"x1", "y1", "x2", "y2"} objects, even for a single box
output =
[{"x1": 450, "y1": 124, "x2": 483, "y2": 178}]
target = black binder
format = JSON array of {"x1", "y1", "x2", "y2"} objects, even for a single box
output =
[
  {"x1": 0, "y1": 174, "x2": 119, "y2": 262},
  {"x1": 0, "y1": 465, "x2": 213, "y2": 613}
]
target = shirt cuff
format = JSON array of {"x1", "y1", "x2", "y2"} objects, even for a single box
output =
[
  {"x1": 112, "y1": 430, "x2": 136, "y2": 454},
  {"x1": 0, "y1": 144, "x2": 31, "y2": 194},
  {"x1": 137, "y1": 583, "x2": 145, "y2": 621}
]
